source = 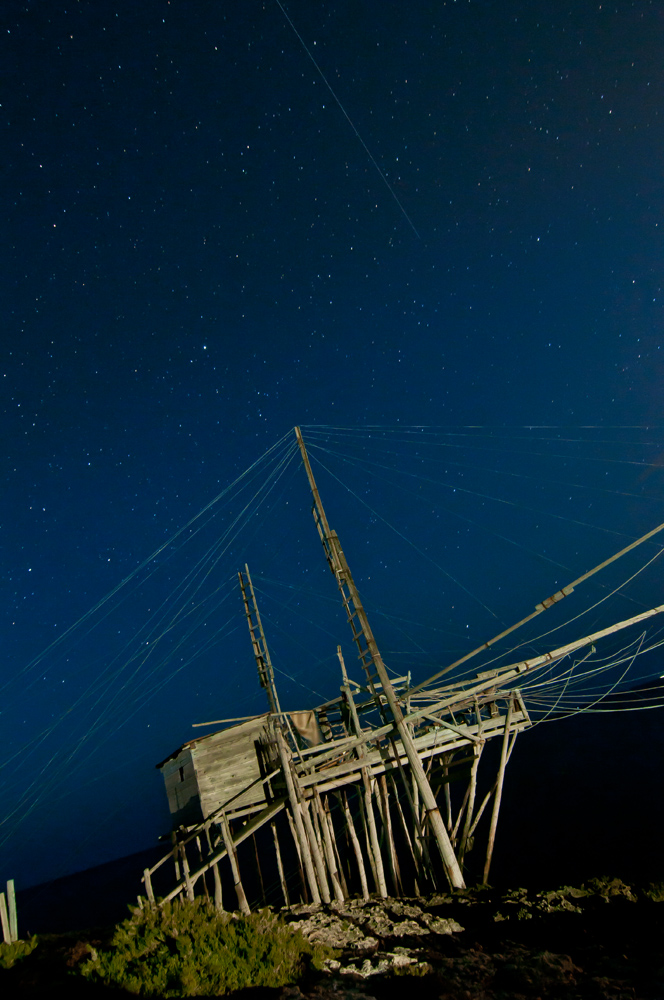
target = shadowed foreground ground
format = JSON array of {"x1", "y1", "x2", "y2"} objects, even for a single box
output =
[{"x1": 2, "y1": 879, "x2": 663, "y2": 998}]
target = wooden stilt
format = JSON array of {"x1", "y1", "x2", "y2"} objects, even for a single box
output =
[
  {"x1": 204, "y1": 823, "x2": 224, "y2": 912},
  {"x1": 286, "y1": 809, "x2": 308, "y2": 903},
  {"x1": 379, "y1": 774, "x2": 403, "y2": 896},
  {"x1": 341, "y1": 791, "x2": 369, "y2": 899},
  {"x1": 337, "y1": 647, "x2": 387, "y2": 897},
  {"x1": 443, "y1": 757, "x2": 453, "y2": 834},
  {"x1": 451, "y1": 783, "x2": 471, "y2": 845},
  {"x1": 6, "y1": 882, "x2": 17, "y2": 943},
  {"x1": 483, "y1": 698, "x2": 514, "y2": 884},
  {"x1": 389, "y1": 735, "x2": 436, "y2": 889},
  {"x1": 212, "y1": 862, "x2": 224, "y2": 911},
  {"x1": 195, "y1": 836, "x2": 210, "y2": 898},
  {"x1": 171, "y1": 830, "x2": 181, "y2": 883},
  {"x1": 388, "y1": 773, "x2": 421, "y2": 895},
  {"x1": 364, "y1": 772, "x2": 388, "y2": 896},
  {"x1": 459, "y1": 742, "x2": 483, "y2": 863},
  {"x1": 272, "y1": 820, "x2": 290, "y2": 908},
  {"x1": 466, "y1": 732, "x2": 517, "y2": 847},
  {"x1": 0, "y1": 893, "x2": 11, "y2": 945},
  {"x1": 300, "y1": 797, "x2": 332, "y2": 903},
  {"x1": 357, "y1": 787, "x2": 379, "y2": 892},
  {"x1": 253, "y1": 832, "x2": 266, "y2": 906},
  {"x1": 179, "y1": 839, "x2": 195, "y2": 902},
  {"x1": 275, "y1": 726, "x2": 321, "y2": 904},
  {"x1": 323, "y1": 795, "x2": 349, "y2": 897},
  {"x1": 313, "y1": 788, "x2": 345, "y2": 901},
  {"x1": 220, "y1": 812, "x2": 251, "y2": 914},
  {"x1": 143, "y1": 868, "x2": 155, "y2": 906}
]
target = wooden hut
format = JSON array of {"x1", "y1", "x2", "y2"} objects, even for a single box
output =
[{"x1": 157, "y1": 715, "x2": 272, "y2": 828}]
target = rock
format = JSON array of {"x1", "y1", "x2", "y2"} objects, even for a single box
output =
[
  {"x1": 289, "y1": 912, "x2": 377, "y2": 952},
  {"x1": 422, "y1": 914, "x2": 465, "y2": 934},
  {"x1": 336, "y1": 947, "x2": 430, "y2": 979}
]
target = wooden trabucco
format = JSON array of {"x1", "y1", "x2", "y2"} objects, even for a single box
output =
[
  {"x1": 148, "y1": 657, "x2": 531, "y2": 908},
  {"x1": 144, "y1": 427, "x2": 664, "y2": 908}
]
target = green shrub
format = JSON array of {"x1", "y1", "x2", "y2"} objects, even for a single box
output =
[
  {"x1": 80, "y1": 899, "x2": 335, "y2": 997},
  {"x1": 0, "y1": 936, "x2": 38, "y2": 969}
]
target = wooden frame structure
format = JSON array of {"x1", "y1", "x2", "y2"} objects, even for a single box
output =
[{"x1": 144, "y1": 427, "x2": 664, "y2": 909}]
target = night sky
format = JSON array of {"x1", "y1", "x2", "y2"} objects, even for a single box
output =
[{"x1": 3, "y1": 0, "x2": 664, "y2": 891}]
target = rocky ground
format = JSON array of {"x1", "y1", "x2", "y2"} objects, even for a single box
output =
[{"x1": 2, "y1": 878, "x2": 663, "y2": 997}]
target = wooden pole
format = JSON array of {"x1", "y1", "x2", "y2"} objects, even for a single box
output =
[
  {"x1": 442, "y1": 757, "x2": 453, "y2": 833},
  {"x1": 388, "y1": 773, "x2": 421, "y2": 895},
  {"x1": 459, "y1": 742, "x2": 483, "y2": 862},
  {"x1": 378, "y1": 774, "x2": 402, "y2": 896},
  {"x1": 483, "y1": 698, "x2": 514, "y2": 884},
  {"x1": 286, "y1": 809, "x2": 308, "y2": 903},
  {"x1": 300, "y1": 797, "x2": 332, "y2": 903},
  {"x1": 143, "y1": 868, "x2": 155, "y2": 906},
  {"x1": 205, "y1": 824, "x2": 224, "y2": 912},
  {"x1": 179, "y1": 840, "x2": 195, "y2": 902},
  {"x1": 313, "y1": 788, "x2": 345, "y2": 901},
  {"x1": 275, "y1": 726, "x2": 322, "y2": 904},
  {"x1": 220, "y1": 812, "x2": 251, "y2": 914},
  {"x1": 357, "y1": 788, "x2": 379, "y2": 893},
  {"x1": 340, "y1": 791, "x2": 369, "y2": 899},
  {"x1": 338, "y1": 646, "x2": 388, "y2": 897},
  {"x1": 6, "y1": 881, "x2": 17, "y2": 943},
  {"x1": 296, "y1": 428, "x2": 464, "y2": 888},
  {"x1": 253, "y1": 832, "x2": 267, "y2": 906},
  {"x1": 272, "y1": 821, "x2": 290, "y2": 908},
  {"x1": 239, "y1": 565, "x2": 282, "y2": 717},
  {"x1": 195, "y1": 836, "x2": 210, "y2": 899},
  {"x1": 0, "y1": 893, "x2": 10, "y2": 945},
  {"x1": 171, "y1": 830, "x2": 181, "y2": 883},
  {"x1": 212, "y1": 862, "x2": 224, "y2": 911},
  {"x1": 323, "y1": 795, "x2": 349, "y2": 896}
]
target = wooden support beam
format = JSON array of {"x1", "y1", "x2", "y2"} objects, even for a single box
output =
[
  {"x1": 274, "y1": 726, "x2": 323, "y2": 904},
  {"x1": 300, "y1": 798, "x2": 331, "y2": 903},
  {"x1": 388, "y1": 773, "x2": 421, "y2": 896},
  {"x1": 459, "y1": 742, "x2": 483, "y2": 863},
  {"x1": 483, "y1": 698, "x2": 514, "y2": 884},
  {"x1": 340, "y1": 791, "x2": 369, "y2": 900},
  {"x1": 205, "y1": 824, "x2": 224, "y2": 912},
  {"x1": 272, "y1": 820, "x2": 290, "y2": 908},
  {"x1": 171, "y1": 830, "x2": 181, "y2": 883},
  {"x1": 0, "y1": 893, "x2": 11, "y2": 945},
  {"x1": 378, "y1": 774, "x2": 403, "y2": 896},
  {"x1": 220, "y1": 812, "x2": 251, "y2": 914},
  {"x1": 253, "y1": 832, "x2": 266, "y2": 907},
  {"x1": 465, "y1": 732, "x2": 518, "y2": 848},
  {"x1": 338, "y1": 648, "x2": 388, "y2": 897},
  {"x1": 313, "y1": 788, "x2": 344, "y2": 901},
  {"x1": 322, "y1": 793, "x2": 349, "y2": 897},
  {"x1": 143, "y1": 868, "x2": 155, "y2": 906},
  {"x1": 286, "y1": 809, "x2": 307, "y2": 903},
  {"x1": 6, "y1": 881, "x2": 17, "y2": 943},
  {"x1": 179, "y1": 839, "x2": 195, "y2": 902}
]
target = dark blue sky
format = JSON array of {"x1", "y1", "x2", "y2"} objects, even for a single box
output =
[{"x1": 2, "y1": 0, "x2": 664, "y2": 889}]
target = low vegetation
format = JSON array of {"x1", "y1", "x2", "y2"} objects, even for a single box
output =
[
  {"x1": 0, "y1": 935, "x2": 38, "y2": 969},
  {"x1": 80, "y1": 897, "x2": 336, "y2": 997}
]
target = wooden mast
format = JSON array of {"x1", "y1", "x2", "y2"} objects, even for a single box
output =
[
  {"x1": 239, "y1": 564, "x2": 281, "y2": 717},
  {"x1": 294, "y1": 425, "x2": 465, "y2": 888}
]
